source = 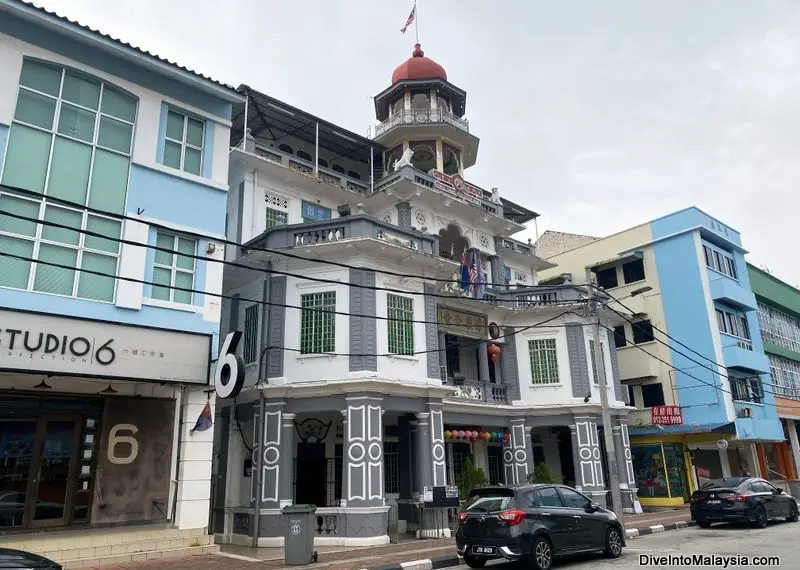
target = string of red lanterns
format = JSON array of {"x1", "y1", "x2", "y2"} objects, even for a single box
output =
[{"x1": 444, "y1": 429, "x2": 510, "y2": 442}]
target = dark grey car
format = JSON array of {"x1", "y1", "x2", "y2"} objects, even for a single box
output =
[{"x1": 454, "y1": 484, "x2": 625, "y2": 569}]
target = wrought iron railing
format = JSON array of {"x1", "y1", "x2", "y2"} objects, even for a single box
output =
[
  {"x1": 375, "y1": 108, "x2": 469, "y2": 136},
  {"x1": 253, "y1": 145, "x2": 370, "y2": 195}
]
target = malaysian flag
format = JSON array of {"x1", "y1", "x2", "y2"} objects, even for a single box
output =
[{"x1": 400, "y1": 5, "x2": 416, "y2": 34}]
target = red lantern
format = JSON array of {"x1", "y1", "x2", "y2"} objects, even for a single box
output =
[{"x1": 487, "y1": 343, "x2": 501, "y2": 364}]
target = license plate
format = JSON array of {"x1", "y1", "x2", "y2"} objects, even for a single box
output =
[
  {"x1": 706, "y1": 500, "x2": 721, "y2": 504},
  {"x1": 472, "y1": 546, "x2": 496, "y2": 555}
]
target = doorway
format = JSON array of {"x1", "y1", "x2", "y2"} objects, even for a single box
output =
[
  {"x1": 295, "y1": 443, "x2": 326, "y2": 507},
  {"x1": 0, "y1": 414, "x2": 82, "y2": 529}
]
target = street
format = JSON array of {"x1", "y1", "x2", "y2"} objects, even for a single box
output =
[{"x1": 450, "y1": 520, "x2": 798, "y2": 569}]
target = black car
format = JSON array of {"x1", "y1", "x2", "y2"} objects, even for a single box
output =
[
  {"x1": 454, "y1": 484, "x2": 625, "y2": 570},
  {"x1": 690, "y1": 477, "x2": 799, "y2": 529},
  {"x1": 0, "y1": 548, "x2": 61, "y2": 569}
]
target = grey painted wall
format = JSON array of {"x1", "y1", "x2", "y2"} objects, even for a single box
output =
[
  {"x1": 501, "y1": 326, "x2": 520, "y2": 400},
  {"x1": 424, "y1": 283, "x2": 440, "y2": 379},
  {"x1": 566, "y1": 324, "x2": 591, "y2": 398},
  {"x1": 267, "y1": 276, "x2": 287, "y2": 378},
  {"x1": 349, "y1": 269, "x2": 377, "y2": 371}
]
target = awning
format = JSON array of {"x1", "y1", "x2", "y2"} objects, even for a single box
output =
[{"x1": 628, "y1": 422, "x2": 736, "y2": 437}]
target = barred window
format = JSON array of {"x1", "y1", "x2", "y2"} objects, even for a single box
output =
[
  {"x1": 387, "y1": 294, "x2": 414, "y2": 355},
  {"x1": 384, "y1": 442, "x2": 399, "y2": 494},
  {"x1": 265, "y1": 207, "x2": 287, "y2": 229},
  {"x1": 300, "y1": 292, "x2": 336, "y2": 354},
  {"x1": 528, "y1": 338, "x2": 559, "y2": 384},
  {"x1": 770, "y1": 355, "x2": 800, "y2": 400},
  {"x1": 243, "y1": 304, "x2": 259, "y2": 364}
]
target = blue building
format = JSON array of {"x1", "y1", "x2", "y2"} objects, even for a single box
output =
[
  {"x1": 540, "y1": 207, "x2": 783, "y2": 507},
  {"x1": 0, "y1": 0, "x2": 243, "y2": 561}
]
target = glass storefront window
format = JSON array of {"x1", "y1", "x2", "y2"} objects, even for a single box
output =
[
  {"x1": 663, "y1": 444, "x2": 689, "y2": 501},
  {"x1": 631, "y1": 443, "x2": 669, "y2": 498}
]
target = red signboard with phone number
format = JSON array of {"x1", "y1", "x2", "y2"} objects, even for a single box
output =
[{"x1": 651, "y1": 405, "x2": 683, "y2": 425}]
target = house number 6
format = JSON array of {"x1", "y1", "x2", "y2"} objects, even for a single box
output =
[{"x1": 107, "y1": 423, "x2": 139, "y2": 465}]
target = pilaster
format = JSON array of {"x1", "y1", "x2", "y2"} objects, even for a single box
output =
[
  {"x1": 250, "y1": 399, "x2": 285, "y2": 509},
  {"x1": 503, "y1": 419, "x2": 532, "y2": 484},
  {"x1": 612, "y1": 418, "x2": 636, "y2": 512},
  {"x1": 478, "y1": 341, "x2": 490, "y2": 383},
  {"x1": 279, "y1": 413, "x2": 295, "y2": 507},
  {"x1": 342, "y1": 395, "x2": 384, "y2": 508},
  {"x1": 571, "y1": 415, "x2": 607, "y2": 505}
]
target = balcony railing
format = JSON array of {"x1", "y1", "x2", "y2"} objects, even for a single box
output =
[
  {"x1": 253, "y1": 145, "x2": 370, "y2": 195},
  {"x1": 444, "y1": 379, "x2": 509, "y2": 404},
  {"x1": 375, "y1": 107, "x2": 469, "y2": 137},
  {"x1": 483, "y1": 285, "x2": 590, "y2": 308},
  {"x1": 246, "y1": 214, "x2": 440, "y2": 256},
  {"x1": 372, "y1": 165, "x2": 503, "y2": 218},
  {"x1": 500, "y1": 238, "x2": 533, "y2": 256}
]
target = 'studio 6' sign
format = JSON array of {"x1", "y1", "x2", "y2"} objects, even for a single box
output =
[{"x1": 214, "y1": 331, "x2": 245, "y2": 399}]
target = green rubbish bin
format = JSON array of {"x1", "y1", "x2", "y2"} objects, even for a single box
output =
[{"x1": 282, "y1": 504, "x2": 317, "y2": 565}]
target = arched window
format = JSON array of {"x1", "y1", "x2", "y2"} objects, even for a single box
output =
[
  {"x1": 410, "y1": 143, "x2": 436, "y2": 173},
  {"x1": 318, "y1": 158, "x2": 329, "y2": 168},
  {"x1": 296, "y1": 150, "x2": 312, "y2": 162},
  {"x1": 278, "y1": 143, "x2": 294, "y2": 154},
  {"x1": 347, "y1": 170, "x2": 361, "y2": 180},
  {"x1": 410, "y1": 92, "x2": 430, "y2": 110},
  {"x1": 0, "y1": 58, "x2": 138, "y2": 302},
  {"x1": 332, "y1": 164, "x2": 345, "y2": 174},
  {"x1": 438, "y1": 224, "x2": 469, "y2": 260},
  {"x1": 443, "y1": 147, "x2": 461, "y2": 175}
]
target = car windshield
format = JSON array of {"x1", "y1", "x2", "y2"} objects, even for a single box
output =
[
  {"x1": 464, "y1": 491, "x2": 516, "y2": 513},
  {"x1": 699, "y1": 477, "x2": 748, "y2": 490}
]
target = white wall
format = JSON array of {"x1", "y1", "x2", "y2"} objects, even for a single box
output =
[
  {"x1": 581, "y1": 327, "x2": 625, "y2": 405},
  {"x1": 374, "y1": 274, "x2": 429, "y2": 383},
  {"x1": 0, "y1": 33, "x2": 231, "y2": 189},
  {"x1": 514, "y1": 325, "x2": 574, "y2": 405},
  {"x1": 280, "y1": 269, "x2": 351, "y2": 384}
]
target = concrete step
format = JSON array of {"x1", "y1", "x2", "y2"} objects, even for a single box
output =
[
  {"x1": 43, "y1": 534, "x2": 214, "y2": 563},
  {"x1": 62, "y1": 543, "x2": 220, "y2": 569}
]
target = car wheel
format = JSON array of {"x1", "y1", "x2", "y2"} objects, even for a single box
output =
[
  {"x1": 603, "y1": 526, "x2": 623, "y2": 558},
  {"x1": 463, "y1": 555, "x2": 486, "y2": 568},
  {"x1": 753, "y1": 505, "x2": 768, "y2": 529},
  {"x1": 788, "y1": 503, "x2": 799, "y2": 523},
  {"x1": 531, "y1": 536, "x2": 553, "y2": 570},
  {"x1": 696, "y1": 520, "x2": 712, "y2": 529}
]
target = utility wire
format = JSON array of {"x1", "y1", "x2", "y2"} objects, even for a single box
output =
[
  {"x1": 595, "y1": 286, "x2": 782, "y2": 398},
  {"x1": 0, "y1": 183, "x2": 524, "y2": 288},
  {"x1": 0, "y1": 249, "x2": 580, "y2": 358},
  {"x1": 0, "y1": 205, "x2": 531, "y2": 303},
  {"x1": 595, "y1": 321, "x2": 779, "y2": 409},
  {"x1": 0, "y1": 210, "x2": 586, "y2": 329}
]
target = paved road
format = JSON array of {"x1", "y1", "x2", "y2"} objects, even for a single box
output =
[{"x1": 451, "y1": 519, "x2": 797, "y2": 569}]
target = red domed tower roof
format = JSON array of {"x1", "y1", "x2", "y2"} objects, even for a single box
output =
[{"x1": 391, "y1": 44, "x2": 447, "y2": 83}]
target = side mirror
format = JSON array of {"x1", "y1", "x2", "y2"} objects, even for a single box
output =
[
  {"x1": 586, "y1": 502, "x2": 600, "y2": 512},
  {"x1": 776, "y1": 488, "x2": 784, "y2": 494}
]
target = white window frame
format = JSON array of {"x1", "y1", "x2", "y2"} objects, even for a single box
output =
[
  {"x1": 0, "y1": 59, "x2": 135, "y2": 303},
  {"x1": 152, "y1": 231, "x2": 197, "y2": 305},
  {"x1": 527, "y1": 337, "x2": 560, "y2": 385},
  {"x1": 265, "y1": 192, "x2": 290, "y2": 229},
  {"x1": 163, "y1": 108, "x2": 205, "y2": 174}
]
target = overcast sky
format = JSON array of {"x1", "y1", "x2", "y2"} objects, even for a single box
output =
[{"x1": 32, "y1": 0, "x2": 800, "y2": 285}]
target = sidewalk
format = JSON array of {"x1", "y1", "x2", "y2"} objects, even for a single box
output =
[{"x1": 82, "y1": 507, "x2": 695, "y2": 570}]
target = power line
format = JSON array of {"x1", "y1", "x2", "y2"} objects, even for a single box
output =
[
  {"x1": 0, "y1": 209, "x2": 586, "y2": 329},
  {"x1": 0, "y1": 183, "x2": 521, "y2": 288},
  {"x1": 0, "y1": 204, "x2": 538, "y2": 303},
  {"x1": 596, "y1": 287, "x2": 783, "y2": 398},
  {"x1": 0, "y1": 249, "x2": 581, "y2": 358}
]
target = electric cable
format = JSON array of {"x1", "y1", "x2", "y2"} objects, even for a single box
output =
[
  {"x1": 0, "y1": 182, "x2": 522, "y2": 288},
  {"x1": 0, "y1": 248, "x2": 580, "y2": 358},
  {"x1": 0, "y1": 202, "x2": 557, "y2": 304},
  {"x1": 594, "y1": 286, "x2": 783, "y2": 398}
]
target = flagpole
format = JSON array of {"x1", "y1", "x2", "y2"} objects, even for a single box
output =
[{"x1": 414, "y1": 0, "x2": 419, "y2": 44}]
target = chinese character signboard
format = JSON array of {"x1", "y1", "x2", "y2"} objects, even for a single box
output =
[
  {"x1": 651, "y1": 405, "x2": 683, "y2": 426},
  {"x1": 437, "y1": 306, "x2": 487, "y2": 339},
  {"x1": 432, "y1": 172, "x2": 483, "y2": 206}
]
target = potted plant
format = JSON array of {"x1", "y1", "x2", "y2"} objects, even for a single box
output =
[
  {"x1": 459, "y1": 459, "x2": 488, "y2": 501},
  {"x1": 527, "y1": 463, "x2": 554, "y2": 484}
]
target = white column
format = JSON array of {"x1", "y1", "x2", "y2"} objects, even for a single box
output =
[
  {"x1": 719, "y1": 447, "x2": 732, "y2": 477},
  {"x1": 174, "y1": 388, "x2": 215, "y2": 529},
  {"x1": 745, "y1": 444, "x2": 761, "y2": 477},
  {"x1": 787, "y1": 420, "x2": 800, "y2": 479}
]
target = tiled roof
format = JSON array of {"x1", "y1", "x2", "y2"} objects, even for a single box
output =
[{"x1": 6, "y1": 0, "x2": 239, "y2": 94}]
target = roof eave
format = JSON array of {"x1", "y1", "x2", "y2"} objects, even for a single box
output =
[{"x1": 3, "y1": 0, "x2": 244, "y2": 103}]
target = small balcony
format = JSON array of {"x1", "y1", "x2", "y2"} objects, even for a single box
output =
[
  {"x1": 484, "y1": 285, "x2": 589, "y2": 309},
  {"x1": 252, "y1": 145, "x2": 370, "y2": 196},
  {"x1": 375, "y1": 108, "x2": 469, "y2": 137},
  {"x1": 721, "y1": 334, "x2": 770, "y2": 374},
  {"x1": 445, "y1": 379, "x2": 509, "y2": 404},
  {"x1": 617, "y1": 347, "x2": 661, "y2": 381},
  {"x1": 709, "y1": 277, "x2": 757, "y2": 311}
]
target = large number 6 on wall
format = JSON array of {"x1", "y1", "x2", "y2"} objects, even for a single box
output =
[
  {"x1": 107, "y1": 423, "x2": 139, "y2": 465},
  {"x1": 215, "y1": 331, "x2": 245, "y2": 399}
]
